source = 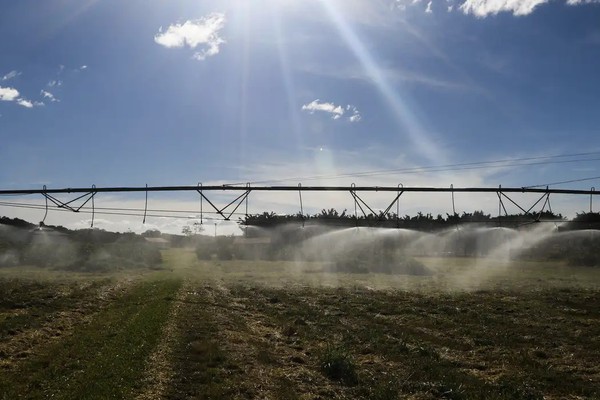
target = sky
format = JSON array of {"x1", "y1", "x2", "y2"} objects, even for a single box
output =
[{"x1": 1, "y1": 0, "x2": 600, "y2": 234}]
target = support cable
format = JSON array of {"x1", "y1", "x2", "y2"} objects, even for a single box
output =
[
  {"x1": 397, "y1": 184, "x2": 403, "y2": 227},
  {"x1": 497, "y1": 186, "x2": 503, "y2": 227},
  {"x1": 524, "y1": 175, "x2": 600, "y2": 189},
  {"x1": 42, "y1": 185, "x2": 48, "y2": 225},
  {"x1": 534, "y1": 189, "x2": 551, "y2": 222},
  {"x1": 298, "y1": 183, "x2": 304, "y2": 227},
  {"x1": 451, "y1": 184, "x2": 456, "y2": 215},
  {"x1": 91, "y1": 184, "x2": 96, "y2": 228},
  {"x1": 351, "y1": 183, "x2": 358, "y2": 226},
  {"x1": 451, "y1": 184, "x2": 459, "y2": 231},
  {"x1": 199, "y1": 183, "x2": 203, "y2": 224},
  {"x1": 245, "y1": 183, "x2": 250, "y2": 218},
  {"x1": 230, "y1": 151, "x2": 600, "y2": 186},
  {"x1": 143, "y1": 184, "x2": 148, "y2": 224}
]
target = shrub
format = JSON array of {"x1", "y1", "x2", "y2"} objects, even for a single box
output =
[
  {"x1": 333, "y1": 243, "x2": 433, "y2": 276},
  {"x1": 215, "y1": 237, "x2": 233, "y2": 260},
  {"x1": 319, "y1": 344, "x2": 358, "y2": 385},
  {"x1": 195, "y1": 238, "x2": 215, "y2": 260},
  {"x1": 0, "y1": 250, "x2": 19, "y2": 267}
]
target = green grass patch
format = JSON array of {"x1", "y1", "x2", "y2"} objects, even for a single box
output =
[
  {"x1": 0, "y1": 278, "x2": 182, "y2": 399},
  {"x1": 165, "y1": 287, "x2": 238, "y2": 399},
  {"x1": 0, "y1": 278, "x2": 110, "y2": 341}
]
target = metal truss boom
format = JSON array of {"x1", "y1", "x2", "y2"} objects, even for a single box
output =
[{"x1": 2, "y1": 184, "x2": 598, "y2": 227}]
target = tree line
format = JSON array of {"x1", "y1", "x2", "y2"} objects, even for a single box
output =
[{"x1": 239, "y1": 209, "x2": 573, "y2": 232}]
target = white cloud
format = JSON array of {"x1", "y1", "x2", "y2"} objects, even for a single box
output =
[
  {"x1": 302, "y1": 100, "x2": 363, "y2": 123},
  {"x1": 16, "y1": 98, "x2": 33, "y2": 108},
  {"x1": 460, "y1": 0, "x2": 549, "y2": 16},
  {"x1": 47, "y1": 80, "x2": 63, "y2": 87},
  {"x1": 347, "y1": 105, "x2": 362, "y2": 123},
  {"x1": 80, "y1": 65, "x2": 88, "y2": 70},
  {"x1": 0, "y1": 86, "x2": 20, "y2": 101},
  {"x1": 1, "y1": 86, "x2": 42, "y2": 108},
  {"x1": 155, "y1": 13, "x2": 226, "y2": 61},
  {"x1": 15, "y1": 98, "x2": 43, "y2": 108},
  {"x1": 302, "y1": 99, "x2": 345, "y2": 119},
  {"x1": 41, "y1": 90, "x2": 59, "y2": 102},
  {"x1": 396, "y1": 0, "x2": 600, "y2": 16},
  {"x1": 1, "y1": 70, "x2": 21, "y2": 81}
]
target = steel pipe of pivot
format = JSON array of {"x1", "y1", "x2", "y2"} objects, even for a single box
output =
[{"x1": 1, "y1": 185, "x2": 600, "y2": 196}]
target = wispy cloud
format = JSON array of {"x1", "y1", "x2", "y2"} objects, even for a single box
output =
[
  {"x1": 0, "y1": 86, "x2": 20, "y2": 102},
  {"x1": 460, "y1": 0, "x2": 550, "y2": 16},
  {"x1": 1, "y1": 70, "x2": 21, "y2": 81},
  {"x1": 566, "y1": 0, "x2": 600, "y2": 4},
  {"x1": 302, "y1": 100, "x2": 361, "y2": 122},
  {"x1": 300, "y1": 63, "x2": 475, "y2": 92},
  {"x1": 346, "y1": 105, "x2": 362, "y2": 122},
  {"x1": 47, "y1": 80, "x2": 63, "y2": 87},
  {"x1": 155, "y1": 13, "x2": 226, "y2": 61},
  {"x1": 426, "y1": 1, "x2": 433, "y2": 13},
  {"x1": 394, "y1": 0, "x2": 424, "y2": 11},
  {"x1": 396, "y1": 0, "x2": 600, "y2": 16},
  {"x1": 41, "y1": 90, "x2": 59, "y2": 102}
]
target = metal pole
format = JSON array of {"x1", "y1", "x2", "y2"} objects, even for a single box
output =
[{"x1": 2, "y1": 185, "x2": 600, "y2": 196}]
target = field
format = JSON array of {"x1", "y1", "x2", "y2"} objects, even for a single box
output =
[{"x1": 1, "y1": 249, "x2": 599, "y2": 399}]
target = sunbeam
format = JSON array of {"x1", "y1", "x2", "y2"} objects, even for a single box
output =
[
  {"x1": 317, "y1": 0, "x2": 446, "y2": 164},
  {"x1": 269, "y1": 4, "x2": 305, "y2": 151}
]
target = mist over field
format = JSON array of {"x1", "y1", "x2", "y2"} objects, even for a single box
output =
[
  {"x1": 3, "y1": 211, "x2": 600, "y2": 289},
  {"x1": 2, "y1": 213, "x2": 600, "y2": 398}
]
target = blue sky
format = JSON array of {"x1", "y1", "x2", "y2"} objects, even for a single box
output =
[{"x1": 2, "y1": 0, "x2": 600, "y2": 232}]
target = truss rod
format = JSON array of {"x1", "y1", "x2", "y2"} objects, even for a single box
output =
[{"x1": 2, "y1": 185, "x2": 600, "y2": 196}]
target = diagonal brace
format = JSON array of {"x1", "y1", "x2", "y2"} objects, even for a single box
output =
[
  {"x1": 43, "y1": 191, "x2": 96, "y2": 213},
  {"x1": 350, "y1": 190, "x2": 404, "y2": 221},
  {"x1": 380, "y1": 191, "x2": 404, "y2": 221},
  {"x1": 350, "y1": 190, "x2": 376, "y2": 219},
  {"x1": 196, "y1": 190, "x2": 251, "y2": 221},
  {"x1": 499, "y1": 191, "x2": 550, "y2": 222}
]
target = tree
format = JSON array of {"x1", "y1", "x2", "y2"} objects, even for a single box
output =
[
  {"x1": 142, "y1": 229, "x2": 161, "y2": 238},
  {"x1": 192, "y1": 222, "x2": 204, "y2": 235}
]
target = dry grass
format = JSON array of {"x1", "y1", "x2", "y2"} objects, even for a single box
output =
[{"x1": 1, "y1": 248, "x2": 599, "y2": 399}]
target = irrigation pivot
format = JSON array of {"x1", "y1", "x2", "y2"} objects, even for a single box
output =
[{"x1": 1, "y1": 184, "x2": 598, "y2": 225}]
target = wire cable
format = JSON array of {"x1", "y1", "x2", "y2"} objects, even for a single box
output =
[
  {"x1": 524, "y1": 175, "x2": 600, "y2": 189},
  {"x1": 228, "y1": 152, "x2": 600, "y2": 185}
]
